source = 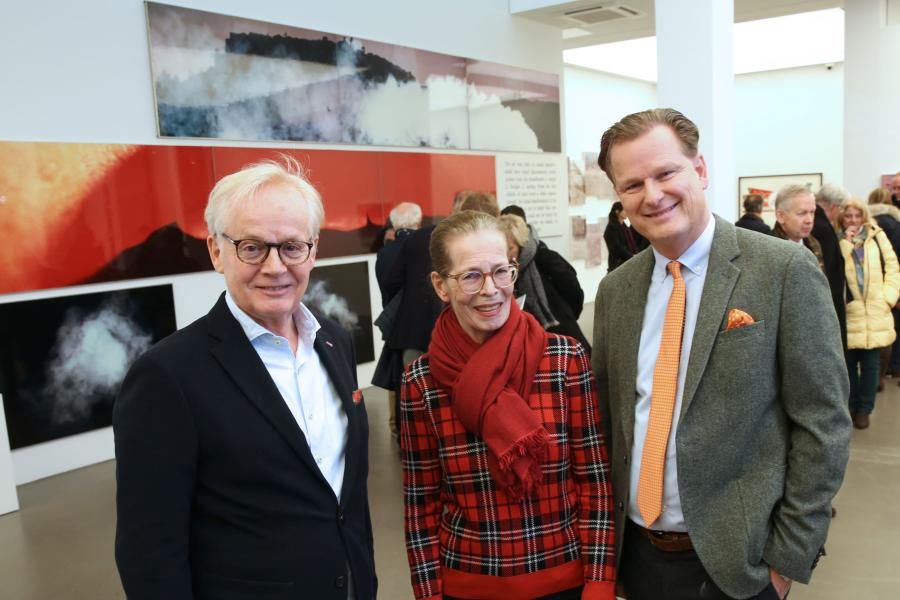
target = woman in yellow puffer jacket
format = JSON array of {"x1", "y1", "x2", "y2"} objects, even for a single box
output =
[{"x1": 838, "y1": 198, "x2": 900, "y2": 429}]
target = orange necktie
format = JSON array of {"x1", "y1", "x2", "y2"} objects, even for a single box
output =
[{"x1": 637, "y1": 261, "x2": 685, "y2": 527}]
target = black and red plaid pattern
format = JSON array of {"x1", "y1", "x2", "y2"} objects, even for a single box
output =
[{"x1": 401, "y1": 335, "x2": 615, "y2": 599}]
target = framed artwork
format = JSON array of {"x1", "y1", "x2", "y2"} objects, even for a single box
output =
[
  {"x1": 145, "y1": 2, "x2": 560, "y2": 152},
  {"x1": 0, "y1": 285, "x2": 177, "y2": 449},
  {"x1": 0, "y1": 141, "x2": 494, "y2": 295},
  {"x1": 306, "y1": 262, "x2": 374, "y2": 364},
  {"x1": 737, "y1": 173, "x2": 823, "y2": 225}
]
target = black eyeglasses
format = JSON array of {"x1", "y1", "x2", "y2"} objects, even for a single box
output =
[
  {"x1": 221, "y1": 234, "x2": 314, "y2": 265},
  {"x1": 444, "y1": 263, "x2": 518, "y2": 295}
]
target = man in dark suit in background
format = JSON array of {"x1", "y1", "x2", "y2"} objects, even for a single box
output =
[
  {"x1": 592, "y1": 109, "x2": 850, "y2": 600},
  {"x1": 814, "y1": 183, "x2": 849, "y2": 348},
  {"x1": 734, "y1": 193, "x2": 772, "y2": 235},
  {"x1": 114, "y1": 158, "x2": 376, "y2": 600}
]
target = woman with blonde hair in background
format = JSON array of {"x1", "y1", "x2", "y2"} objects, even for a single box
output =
[{"x1": 838, "y1": 198, "x2": 900, "y2": 429}]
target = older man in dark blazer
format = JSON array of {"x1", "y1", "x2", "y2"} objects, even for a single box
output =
[
  {"x1": 114, "y1": 158, "x2": 376, "y2": 600},
  {"x1": 592, "y1": 109, "x2": 850, "y2": 600}
]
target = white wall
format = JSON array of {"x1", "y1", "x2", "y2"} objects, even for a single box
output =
[
  {"x1": 563, "y1": 62, "x2": 845, "y2": 297},
  {"x1": 0, "y1": 0, "x2": 563, "y2": 483},
  {"x1": 564, "y1": 66, "x2": 656, "y2": 297},
  {"x1": 735, "y1": 63, "x2": 844, "y2": 191},
  {"x1": 845, "y1": 0, "x2": 900, "y2": 196}
]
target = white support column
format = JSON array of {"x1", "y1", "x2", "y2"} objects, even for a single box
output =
[
  {"x1": 655, "y1": 0, "x2": 736, "y2": 220},
  {"x1": 844, "y1": 0, "x2": 900, "y2": 196}
]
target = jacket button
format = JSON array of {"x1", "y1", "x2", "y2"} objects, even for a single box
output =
[
  {"x1": 335, "y1": 575, "x2": 346, "y2": 588},
  {"x1": 618, "y1": 501, "x2": 625, "y2": 511},
  {"x1": 623, "y1": 454, "x2": 629, "y2": 464},
  {"x1": 338, "y1": 510, "x2": 345, "y2": 524}
]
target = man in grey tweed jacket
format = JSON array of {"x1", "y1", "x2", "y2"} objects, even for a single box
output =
[{"x1": 592, "y1": 109, "x2": 851, "y2": 600}]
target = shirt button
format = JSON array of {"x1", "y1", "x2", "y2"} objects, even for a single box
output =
[
  {"x1": 308, "y1": 413, "x2": 314, "y2": 421},
  {"x1": 334, "y1": 575, "x2": 346, "y2": 588},
  {"x1": 316, "y1": 456, "x2": 323, "y2": 464}
]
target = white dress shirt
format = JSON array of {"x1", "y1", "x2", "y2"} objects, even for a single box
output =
[
  {"x1": 628, "y1": 215, "x2": 716, "y2": 531},
  {"x1": 225, "y1": 293, "x2": 348, "y2": 501}
]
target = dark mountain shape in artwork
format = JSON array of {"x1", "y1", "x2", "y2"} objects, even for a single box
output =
[
  {"x1": 81, "y1": 223, "x2": 213, "y2": 285},
  {"x1": 500, "y1": 99, "x2": 561, "y2": 153},
  {"x1": 225, "y1": 32, "x2": 416, "y2": 85}
]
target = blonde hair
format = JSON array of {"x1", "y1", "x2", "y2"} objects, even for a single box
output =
[
  {"x1": 430, "y1": 210, "x2": 503, "y2": 277},
  {"x1": 868, "y1": 187, "x2": 892, "y2": 206},
  {"x1": 205, "y1": 154, "x2": 324, "y2": 241},
  {"x1": 598, "y1": 108, "x2": 699, "y2": 183},
  {"x1": 458, "y1": 192, "x2": 499, "y2": 217},
  {"x1": 498, "y1": 214, "x2": 528, "y2": 249},
  {"x1": 838, "y1": 197, "x2": 870, "y2": 229}
]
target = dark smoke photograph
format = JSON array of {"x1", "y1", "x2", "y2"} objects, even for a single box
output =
[{"x1": 0, "y1": 285, "x2": 177, "y2": 449}]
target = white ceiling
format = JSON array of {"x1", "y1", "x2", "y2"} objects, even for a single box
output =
[{"x1": 512, "y1": 0, "x2": 843, "y2": 49}]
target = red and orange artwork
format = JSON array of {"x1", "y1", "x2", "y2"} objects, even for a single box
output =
[{"x1": 0, "y1": 142, "x2": 495, "y2": 295}]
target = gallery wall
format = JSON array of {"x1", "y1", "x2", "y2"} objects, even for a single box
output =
[
  {"x1": 563, "y1": 61, "x2": 845, "y2": 297},
  {"x1": 0, "y1": 0, "x2": 564, "y2": 484}
]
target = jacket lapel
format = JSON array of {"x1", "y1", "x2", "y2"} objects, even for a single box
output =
[
  {"x1": 206, "y1": 295, "x2": 331, "y2": 489},
  {"x1": 314, "y1": 329, "x2": 359, "y2": 504},
  {"x1": 680, "y1": 216, "x2": 740, "y2": 417},
  {"x1": 619, "y1": 249, "x2": 654, "y2": 451}
]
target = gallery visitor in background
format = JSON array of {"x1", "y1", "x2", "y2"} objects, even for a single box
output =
[
  {"x1": 498, "y1": 211, "x2": 591, "y2": 353},
  {"x1": 866, "y1": 187, "x2": 900, "y2": 385},
  {"x1": 401, "y1": 210, "x2": 615, "y2": 600},
  {"x1": 838, "y1": 198, "x2": 900, "y2": 429},
  {"x1": 603, "y1": 200, "x2": 648, "y2": 272},
  {"x1": 114, "y1": 157, "x2": 376, "y2": 599},
  {"x1": 735, "y1": 193, "x2": 773, "y2": 235},
  {"x1": 814, "y1": 183, "x2": 849, "y2": 349}
]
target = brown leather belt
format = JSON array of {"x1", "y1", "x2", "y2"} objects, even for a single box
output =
[{"x1": 629, "y1": 519, "x2": 694, "y2": 552}]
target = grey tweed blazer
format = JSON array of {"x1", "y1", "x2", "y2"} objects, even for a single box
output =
[{"x1": 592, "y1": 215, "x2": 851, "y2": 598}]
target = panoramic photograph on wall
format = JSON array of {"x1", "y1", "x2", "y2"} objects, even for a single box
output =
[
  {"x1": 145, "y1": 2, "x2": 560, "y2": 152},
  {"x1": 0, "y1": 285, "x2": 177, "y2": 449},
  {"x1": 0, "y1": 141, "x2": 494, "y2": 295},
  {"x1": 306, "y1": 261, "x2": 375, "y2": 364}
]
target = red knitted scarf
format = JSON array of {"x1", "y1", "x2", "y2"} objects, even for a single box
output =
[{"x1": 427, "y1": 301, "x2": 549, "y2": 499}]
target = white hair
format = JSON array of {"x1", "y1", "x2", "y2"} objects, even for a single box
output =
[
  {"x1": 388, "y1": 202, "x2": 422, "y2": 230},
  {"x1": 815, "y1": 183, "x2": 851, "y2": 209},
  {"x1": 204, "y1": 155, "x2": 324, "y2": 242},
  {"x1": 775, "y1": 184, "x2": 814, "y2": 211}
]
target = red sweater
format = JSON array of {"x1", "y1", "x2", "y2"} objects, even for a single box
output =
[{"x1": 401, "y1": 334, "x2": 615, "y2": 600}]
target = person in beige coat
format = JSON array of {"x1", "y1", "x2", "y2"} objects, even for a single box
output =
[{"x1": 838, "y1": 197, "x2": 900, "y2": 429}]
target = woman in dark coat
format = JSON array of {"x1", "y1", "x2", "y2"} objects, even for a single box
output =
[
  {"x1": 603, "y1": 201, "x2": 648, "y2": 272},
  {"x1": 499, "y1": 214, "x2": 591, "y2": 354}
]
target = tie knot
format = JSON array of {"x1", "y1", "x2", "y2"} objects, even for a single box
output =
[{"x1": 667, "y1": 261, "x2": 683, "y2": 280}]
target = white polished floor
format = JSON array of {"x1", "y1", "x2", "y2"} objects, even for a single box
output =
[{"x1": 1, "y1": 356, "x2": 898, "y2": 598}]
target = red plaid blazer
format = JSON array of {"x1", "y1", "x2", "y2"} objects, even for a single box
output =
[{"x1": 401, "y1": 334, "x2": 615, "y2": 600}]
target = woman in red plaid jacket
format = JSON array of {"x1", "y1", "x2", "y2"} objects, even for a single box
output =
[{"x1": 400, "y1": 210, "x2": 616, "y2": 600}]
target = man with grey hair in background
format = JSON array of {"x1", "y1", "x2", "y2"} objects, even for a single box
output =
[
  {"x1": 114, "y1": 157, "x2": 377, "y2": 600},
  {"x1": 890, "y1": 172, "x2": 900, "y2": 209},
  {"x1": 814, "y1": 183, "x2": 850, "y2": 348},
  {"x1": 374, "y1": 201, "x2": 422, "y2": 440},
  {"x1": 773, "y1": 185, "x2": 825, "y2": 272}
]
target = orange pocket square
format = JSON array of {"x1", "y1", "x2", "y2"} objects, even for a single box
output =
[{"x1": 726, "y1": 308, "x2": 755, "y2": 330}]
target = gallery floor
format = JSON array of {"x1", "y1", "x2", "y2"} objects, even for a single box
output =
[{"x1": 1, "y1": 331, "x2": 899, "y2": 598}]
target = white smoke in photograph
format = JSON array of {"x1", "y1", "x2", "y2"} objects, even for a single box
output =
[
  {"x1": 40, "y1": 297, "x2": 153, "y2": 425},
  {"x1": 304, "y1": 280, "x2": 359, "y2": 332}
]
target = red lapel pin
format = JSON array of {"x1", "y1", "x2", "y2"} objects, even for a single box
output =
[{"x1": 352, "y1": 389, "x2": 363, "y2": 404}]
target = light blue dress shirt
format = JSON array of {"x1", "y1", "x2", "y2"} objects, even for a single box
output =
[
  {"x1": 225, "y1": 293, "x2": 348, "y2": 501},
  {"x1": 628, "y1": 215, "x2": 715, "y2": 531}
]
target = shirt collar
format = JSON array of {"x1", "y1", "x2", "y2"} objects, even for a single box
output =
[
  {"x1": 651, "y1": 213, "x2": 716, "y2": 280},
  {"x1": 224, "y1": 291, "x2": 321, "y2": 347}
]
